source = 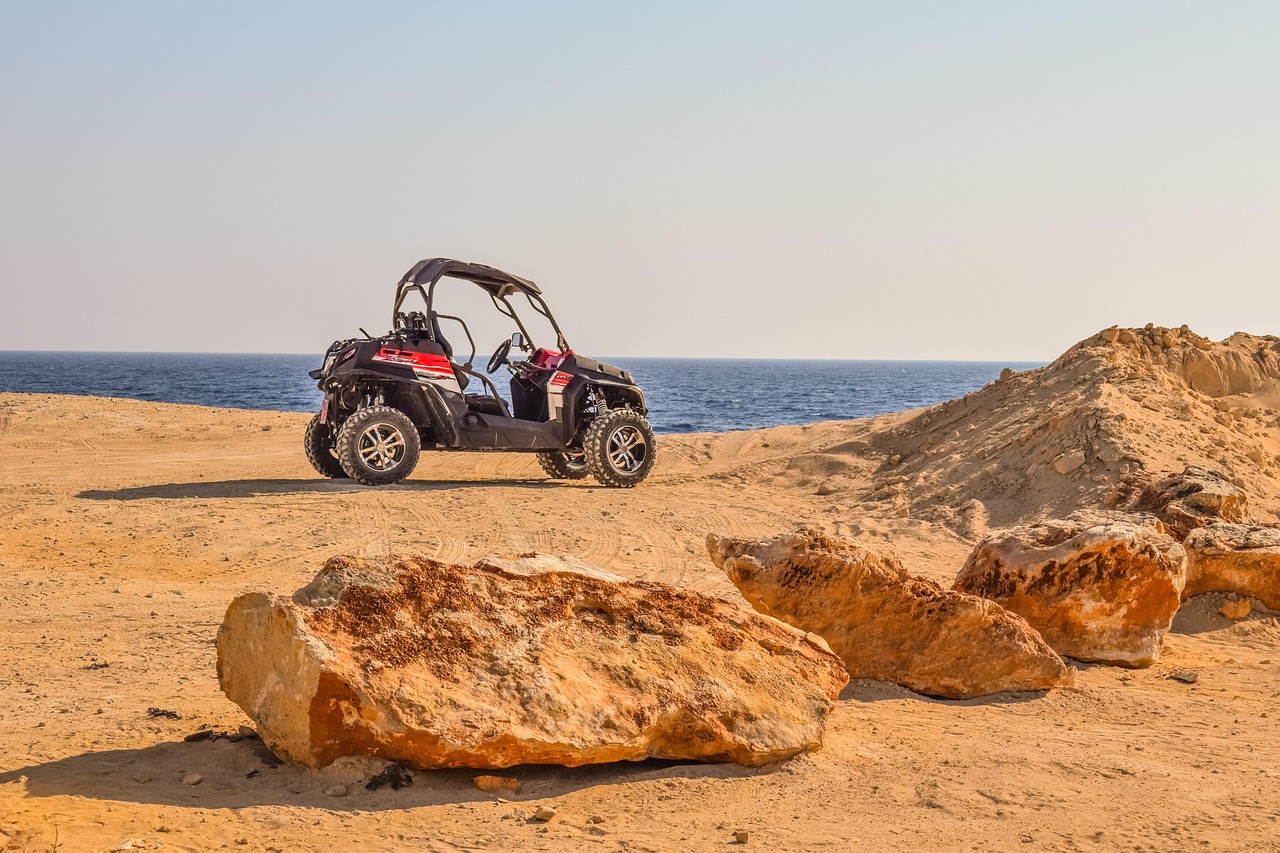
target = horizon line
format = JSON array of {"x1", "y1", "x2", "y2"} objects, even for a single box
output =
[{"x1": 0, "y1": 348, "x2": 1052, "y2": 365}]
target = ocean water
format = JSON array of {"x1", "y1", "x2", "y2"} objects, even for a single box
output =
[{"x1": 0, "y1": 351, "x2": 1042, "y2": 434}]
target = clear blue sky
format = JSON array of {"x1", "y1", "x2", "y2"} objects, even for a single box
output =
[{"x1": 1, "y1": 2, "x2": 1276, "y2": 359}]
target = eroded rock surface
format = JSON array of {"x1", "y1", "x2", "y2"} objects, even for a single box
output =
[
  {"x1": 955, "y1": 513, "x2": 1187, "y2": 667},
  {"x1": 217, "y1": 553, "x2": 847, "y2": 769},
  {"x1": 1137, "y1": 466, "x2": 1250, "y2": 539},
  {"x1": 707, "y1": 529, "x2": 1070, "y2": 699},
  {"x1": 1184, "y1": 524, "x2": 1280, "y2": 610}
]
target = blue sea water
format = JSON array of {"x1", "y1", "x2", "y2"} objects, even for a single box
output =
[{"x1": 0, "y1": 351, "x2": 1043, "y2": 434}]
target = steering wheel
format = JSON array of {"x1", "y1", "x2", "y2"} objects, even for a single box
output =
[{"x1": 487, "y1": 338, "x2": 513, "y2": 374}]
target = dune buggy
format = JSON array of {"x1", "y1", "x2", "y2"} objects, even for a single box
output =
[{"x1": 305, "y1": 258, "x2": 655, "y2": 487}]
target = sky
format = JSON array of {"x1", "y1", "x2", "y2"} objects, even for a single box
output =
[{"x1": 1, "y1": 2, "x2": 1277, "y2": 360}]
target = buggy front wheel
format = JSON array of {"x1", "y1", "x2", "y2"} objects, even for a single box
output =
[{"x1": 583, "y1": 409, "x2": 656, "y2": 488}]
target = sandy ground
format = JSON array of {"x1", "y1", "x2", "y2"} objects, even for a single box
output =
[{"x1": 2, "y1": 373, "x2": 1279, "y2": 851}]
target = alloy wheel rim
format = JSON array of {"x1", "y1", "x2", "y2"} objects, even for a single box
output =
[
  {"x1": 358, "y1": 423, "x2": 406, "y2": 471},
  {"x1": 606, "y1": 425, "x2": 647, "y2": 474}
]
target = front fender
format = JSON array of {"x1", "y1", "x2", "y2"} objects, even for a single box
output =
[{"x1": 563, "y1": 378, "x2": 647, "y2": 440}]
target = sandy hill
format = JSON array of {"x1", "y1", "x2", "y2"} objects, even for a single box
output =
[
  {"x1": 717, "y1": 326, "x2": 1280, "y2": 538},
  {"x1": 1, "y1": 325, "x2": 1278, "y2": 851}
]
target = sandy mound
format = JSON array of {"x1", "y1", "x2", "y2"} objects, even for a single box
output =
[{"x1": 743, "y1": 326, "x2": 1280, "y2": 537}]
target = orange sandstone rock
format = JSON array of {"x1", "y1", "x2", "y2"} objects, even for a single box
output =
[
  {"x1": 216, "y1": 553, "x2": 847, "y2": 769},
  {"x1": 1184, "y1": 524, "x2": 1280, "y2": 610},
  {"x1": 955, "y1": 513, "x2": 1186, "y2": 667},
  {"x1": 707, "y1": 529, "x2": 1069, "y2": 699}
]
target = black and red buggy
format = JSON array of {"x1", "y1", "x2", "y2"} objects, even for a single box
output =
[{"x1": 305, "y1": 258, "x2": 655, "y2": 487}]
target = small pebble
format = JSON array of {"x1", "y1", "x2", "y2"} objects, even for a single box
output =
[
  {"x1": 473, "y1": 774, "x2": 521, "y2": 795},
  {"x1": 323, "y1": 785, "x2": 348, "y2": 797},
  {"x1": 533, "y1": 805, "x2": 558, "y2": 821},
  {"x1": 181, "y1": 773, "x2": 203, "y2": 786},
  {"x1": 587, "y1": 815, "x2": 606, "y2": 824},
  {"x1": 1168, "y1": 670, "x2": 1198, "y2": 684},
  {"x1": 734, "y1": 828, "x2": 750, "y2": 843},
  {"x1": 1219, "y1": 598, "x2": 1251, "y2": 620}
]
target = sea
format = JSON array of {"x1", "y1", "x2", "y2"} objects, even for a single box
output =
[{"x1": 0, "y1": 351, "x2": 1043, "y2": 435}]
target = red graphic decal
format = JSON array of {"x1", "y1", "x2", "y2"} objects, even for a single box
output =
[
  {"x1": 373, "y1": 348, "x2": 454, "y2": 376},
  {"x1": 549, "y1": 371, "x2": 573, "y2": 388}
]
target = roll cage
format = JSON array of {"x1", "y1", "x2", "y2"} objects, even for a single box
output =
[{"x1": 392, "y1": 258, "x2": 571, "y2": 353}]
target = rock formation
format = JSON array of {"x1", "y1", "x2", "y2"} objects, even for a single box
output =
[
  {"x1": 1137, "y1": 466, "x2": 1250, "y2": 539},
  {"x1": 217, "y1": 553, "x2": 848, "y2": 770},
  {"x1": 706, "y1": 529, "x2": 1070, "y2": 699},
  {"x1": 1183, "y1": 523, "x2": 1280, "y2": 610},
  {"x1": 954, "y1": 513, "x2": 1187, "y2": 667}
]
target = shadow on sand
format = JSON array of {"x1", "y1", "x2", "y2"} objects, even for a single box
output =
[
  {"x1": 0, "y1": 737, "x2": 773, "y2": 811},
  {"x1": 77, "y1": 477, "x2": 584, "y2": 500},
  {"x1": 839, "y1": 679, "x2": 1048, "y2": 705}
]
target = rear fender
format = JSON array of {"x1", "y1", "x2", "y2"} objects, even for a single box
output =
[{"x1": 414, "y1": 384, "x2": 460, "y2": 448}]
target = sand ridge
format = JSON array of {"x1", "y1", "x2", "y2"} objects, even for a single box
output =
[{"x1": 1, "y1": 327, "x2": 1279, "y2": 851}]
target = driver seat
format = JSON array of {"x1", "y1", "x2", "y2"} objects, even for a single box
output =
[{"x1": 429, "y1": 311, "x2": 469, "y2": 392}]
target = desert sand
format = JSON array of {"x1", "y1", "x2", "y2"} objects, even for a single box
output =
[{"x1": 2, "y1": 326, "x2": 1279, "y2": 852}]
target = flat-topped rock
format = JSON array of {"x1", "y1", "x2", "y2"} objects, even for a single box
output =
[
  {"x1": 1184, "y1": 524, "x2": 1280, "y2": 610},
  {"x1": 216, "y1": 553, "x2": 848, "y2": 769},
  {"x1": 707, "y1": 529, "x2": 1070, "y2": 699},
  {"x1": 955, "y1": 513, "x2": 1187, "y2": 667}
]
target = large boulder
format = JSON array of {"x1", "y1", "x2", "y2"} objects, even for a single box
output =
[
  {"x1": 706, "y1": 529, "x2": 1070, "y2": 700},
  {"x1": 216, "y1": 553, "x2": 848, "y2": 769},
  {"x1": 954, "y1": 513, "x2": 1187, "y2": 667},
  {"x1": 1184, "y1": 524, "x2": 1280, "y2": 610},
  {"x1": 1137, "y1": 466, "x2": 1249, "y2": 539}
]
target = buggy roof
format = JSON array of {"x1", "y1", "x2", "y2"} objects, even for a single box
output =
[{"x1": 397, "y1": 258, "x2": 541, "y2": 297}]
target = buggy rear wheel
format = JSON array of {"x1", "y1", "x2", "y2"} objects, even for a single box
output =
[
  {"x1": 536, "y1": 450, "x2": 590, "y2": 480},
  {"x1": 304, "y1": 414, "x2": 347, "y2": 479},
  {"x1": 335, "y1": 405, "x2": 421, "y2": 486},
  {"x1": 583, "y1": 408, "x2": 656, "y2": 488}
]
